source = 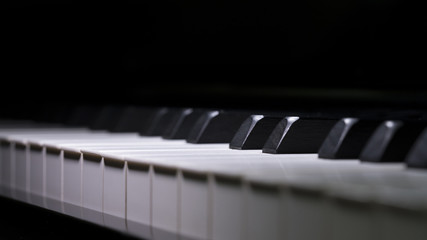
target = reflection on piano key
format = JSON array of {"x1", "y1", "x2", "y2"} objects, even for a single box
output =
[
  {"x1": 262, "y1": 116, "x2": 338, "y2": 154},
  {"x1": 90, "y1": 105, "x2": 127, "y2": 131},
  {"x1": 162, "y1": 108, "x2": 207, "y2": 140},
  {"x1": 186, "y1": 110, "x2": 251, "y2": 143},
  {"x1": 318, "y1": 118, "x2": 382, "y2": 159},
  {"x1": 405, "y1": 127, "x2": 427, "y2": 168},
  {"x1": 359, "y1": 120, "x2": 427, "y2": 162},
  {"x1": 229, "y1": 115, "x2": 283, "y2": 150},
  {"x1": 141, "y1": 108, "x2": 184, "y2": 136},
  {"x1": 66, "y1": 105, "x2": 103, "y2": 128},
  {"x1": 112, "y1": 106, "x2": 159, "y2": 133}
]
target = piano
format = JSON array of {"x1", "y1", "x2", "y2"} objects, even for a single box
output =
[
  {"x1": 2, "y1": 89, "x2": 427, "y2": 240},
  {"x1": 2, "y1": 1, "x2": 427, "y2": 240}
]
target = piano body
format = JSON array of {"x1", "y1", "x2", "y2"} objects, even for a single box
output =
[{"x1": 2, "y1": 1, "x2": 427, "y2": 240}]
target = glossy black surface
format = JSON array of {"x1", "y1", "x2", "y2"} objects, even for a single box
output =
[
  {"x1": 0, "y1": 196, "x2": 141, "y2": 240},
  {"x1": 230, "y1": 115, "x2": 283, "y2": 150},
  {"x1": 262, "y1": 117, "x2": 338, "y2": 154},
  {"x1": 406, "y1": 128, "x2": 427, "y2": 169},
  {"x1": 359, "y1": 120, "x2": 427, "y2": 163},
  {"x1": 318, "y1": 118, "x2": 382, "y2": 159},
  {"x1": 162, "y1": 108, "x2": 207, "y2": 139},
  {"x1": 186, "y1": 110, "x2": 252, "y2": 143},
  {"x1": 112, "y1": 106, "x2": 160, "y2": 133}
]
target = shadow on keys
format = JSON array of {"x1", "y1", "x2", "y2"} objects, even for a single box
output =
[{"x1": 0, "y1": 196, "x2": 141, "y2": 240}]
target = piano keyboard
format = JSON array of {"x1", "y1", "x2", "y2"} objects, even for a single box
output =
[{"x1": 1, "y1": 105, "x2": 427, "y2": 240}]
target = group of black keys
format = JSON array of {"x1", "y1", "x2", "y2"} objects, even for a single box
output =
[{"x1": 31, "y1": 104, "x2": 427, "y2": 170}]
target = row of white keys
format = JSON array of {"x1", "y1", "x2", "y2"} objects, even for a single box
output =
[
  {"x1": 96, "y1": 151, "x2": 338, "y2": 240},
  {"x1": 125, "y1": 152, "x2": 426, "y2": 240},
  {"x1": 77, "y1": 144, "x2": 228, "y2": 229},
  {"x1": 80, "y1": 148, "x2": 246, "y2": 233},
  {"x1": 50, "y1": 142, "x2": 419, "y2": 240},
  {"x1": 76, "y1": 148, "x2": 248, "y2": 238},
  {"x1": 45, "y1": 139, "x2": 226, "y2": 215},
  {"x1": 2, "y1": 126, "x2": 426, "y2": 240},
  {"x1": 0, "y1": 127, "x2": 99, "y2": 198},
  {"x1": 243, "y1": 161, "x2": 427, "y2": 240},
  {"x1": 0, "y1": 129, "x2": 144, "y2": 204},
  {"x1": 80, "y1": 149, "x2": 263, "y2": 239},
  {"x1": 20, "y1": 135, "x2": 229, "y2": 226},
  {"x1": 148, "y1": 154, "x2": 342, "y2": 240},
  {"x1": 0, "y1": 130, "x2": 142, "y2": 202},
  {"x1": 336, "y1": 166, "x2": 427, "y2": 240}
]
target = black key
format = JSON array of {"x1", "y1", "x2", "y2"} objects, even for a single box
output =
[
  {"x1": 66, "y1": 105, "x2": 103, "y2": 127},
  {"x1": 229, "y1": 115, "x2": 283, "y2": 150},
  {"x1": 89, "y1": 105, "x2": 127, "y2": 131},
  {"x1": 186, "y1": 110, "x2": 252, "y2": 143},
  {"x1": 318, "y1": 118, "x2": 382, "y2": 159},
  {"x1": 48, "y1": 105, "x2": 74, "y2": 125},
  {"x1": 359, "y1": 120, "x2": 427, "y2": 163},
  {"x1": 162, "y1": 108, "x2": 207, "y2": 139},
  {"x1": 405, "y1": 127, "x2": 427, "y2": 169},
  {"x1": 262, "y1": 116, "x2": 338, "y2": 154},
  {"x1": 111, "y1": 106, "x2": 159, "y2": 133},
  {"x1": 139, "y1": 107, "x2": 181, "y2": 136},
  {"x1": 32, "y1": 103, "x2": 71, "y2": 125}
]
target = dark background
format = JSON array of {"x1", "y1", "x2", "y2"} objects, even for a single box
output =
[
  {"x1": 3, "y1": 1, "x2": 427, "y2": 109},
  {"x1": 2, "y1": 1, "x2": 427, "y2": 123},
  {"x1": 2, "y1": 1, "x2": 427, "y2": 121}
]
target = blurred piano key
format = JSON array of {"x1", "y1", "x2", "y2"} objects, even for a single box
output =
[
  {"x1": 318, "y1": 118, "x2": 382, "y2": 159},
  {"x1": 162, "y1": 108, "x2": 207, "y2": 140},
  {"x1": 139, "y1": 107, "x2": 183, "y2": 136},
  {"x1": 90, "y1": 105, "x2": 127, "y2": 131},
  {"x1": 65, "y1": 105, "x2": 104, "y2": 128},
  {"x1": 1, "y1": 98, "x2": 427, "y2": 240},
  {"x1": 262, "y1": 116, "x2": 338, "y2": 154},
  {"x1": 186, "y1": 110, "x2": 252, "y2": 143},
  {"x1": 359, "y1": 120, "x2": 427, "y2": 163},
  {"x1": 111, "y1": 106, "x2": 160, "y2": 133},
  {"x1": 405, "y1": 127, "x2": 427, "y2": 168},
  {"x1": 229, "y1": 115, "x2": 283, "y2": 150}
]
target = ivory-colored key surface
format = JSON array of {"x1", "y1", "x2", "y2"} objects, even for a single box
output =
[
  {"x1": 9, "y1": 133, "x2": 145, "y2": 210},
  {"x1": 80, "y1": 146, "x2": 236, "y2": 237},
  {"x1": 124, "y1": 153, "x2": 318, "y2": 240},
  {"x1": 1, "y1": 120, "x2": 427, "y2": 240},
  {"x1": 242, "y1": 161, "x2": 426, "y2": 240},
  {"x1": 70, "y1": 142, "x2": 227, "y2": 228}
]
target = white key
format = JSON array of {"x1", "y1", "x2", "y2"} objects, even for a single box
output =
[
  {"x1": 85, "y1": 144, "x2": 231, "y2": 239},
  {"x1": 24, "y1": 133, "x2": 141, "y2": 210},
  {"x1": 29, "y1": 143, "x2": 45, "y2": 207},
  {"x1": 124, "y1": 151, "x2": 267, "y2": 240},
  {"x1": 103, "y1": 156, "x2": 127, "y2": 233},
  {"x1": 126, "y1": 160, "x2": 151, "y2": 240},
  {"x1": 62, "y1": 149, "x2": 82, "y2": 219},
  {"x1": 45, "y1": 146, "x2": 63, "y2": 213},
  {"x1": 0, "y1": 141, "x2": 13, "y2": 197},
  {"x1": 82, "y1": 151, "x2": 104, "y2": 226},
  {"x1": 4, "y1": 124, "x2": 427, "y2": 240},
  {"x1": 14, "y1": 141, "x2": 29, "y2": 202},
  {"x1": 375, "y1": 187, "x2": 427, "y2": 240}
]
